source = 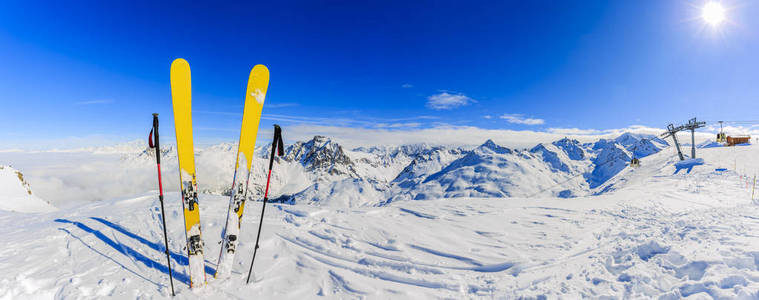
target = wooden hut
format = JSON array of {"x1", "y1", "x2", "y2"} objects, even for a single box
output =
[{"x1": 727, "y1": 135, "x2": 751, "y2": 146}]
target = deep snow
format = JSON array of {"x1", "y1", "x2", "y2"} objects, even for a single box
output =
[{"x1": 2, "y1": 140, "x2": 759, "y2": 298}]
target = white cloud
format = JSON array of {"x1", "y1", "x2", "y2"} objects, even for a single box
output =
[
  {"x1": 401, "y1": 83, "x2": 413, "y2": 88},
  {"x1": 75, "y1": 99, "x2": 113, "y2": 105},
  {"x1": 547, "y1": 125, "x2": 671, "y2": 137},
  {"x1": 266, "y1": 102, "x2": 299, "y2": 108},
  {"x1": 194, "y1": 110, "x2": 242, "y2": 116},
  {"x1": 375, "y1": 122, "x2": 422, "y2": 129},
  {"x1": 484, "y1": 115, "x2": 492, "y2": 119},
  {"x1": 0, "y1": 134, "x2": 141, "y2": 152},
  {"x1": 500, "y1": 114, "x2": 544, "y2": 125},
  {"x1": 195, "y1": 127, "x2": 240, "y2": 132},
  {"x1": 1, "y1": 151, "x2": 158, "y2": 204},
  {"x1": 546, "y1": 128, "x2": 604, "y2": 135},
  {"x1": 703, "y1": 124, "x2": 759, "y2": 136},
  {"x1": 426, "y1": 92, "x2": 475, "y2": 110}
]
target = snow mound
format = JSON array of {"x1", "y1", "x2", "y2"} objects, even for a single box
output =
[
  {"x1": 275, "y1": 178, "x2": 387, "y2": 207},
  {"x1": 0, "y1": 165, "x2": 55, "y2": 212},
  {"x1": 674, "y1": 158, "x2": 705, "y2": 174},
  {"x1": 698, "y1": 141, "x2": 724, "y2": 149}
]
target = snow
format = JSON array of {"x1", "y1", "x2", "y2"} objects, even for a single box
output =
[
  {"x1": 0, "y1": 165, "x2": 55, "y2": 213},
  {"x1": 279, "y1": 178, "x2": 387, "y2": 207},
  {"x1": 0, "y1": 134, "x2": 671, "y2": 207},
  {"x1": 2, "y1": 135, "x2": 759, "y2": 298},
  {"x1": 675, "y1": 158, "x2": 705, "y2": 174}
]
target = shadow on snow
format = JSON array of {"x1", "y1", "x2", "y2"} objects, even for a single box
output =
[
  {"x1": 89, "y1": 217, "x2": 216, "y2": 276},
  {"x1": 55, "y1": 218, "x2": 191, "y2": 286},
  {"x1": 55, "y1": 218, "x2": 217, "y2": 286},
  {"x1": 56, "y1": 227, "x2": 166, "y2": 288}
]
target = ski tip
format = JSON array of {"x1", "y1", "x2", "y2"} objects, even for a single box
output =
[
  {"x1": 170, "y1": 58, "x2": 191, "y2": 89},
  {"x1": 252, "y1": 64, "x2": 269, "y2": 76},
  {"x1": 171, "y1": 58, "x2": 190, "y2": 69},
  {"x1": 171, "y1": 57, "x2": 190, "y2": 66}
]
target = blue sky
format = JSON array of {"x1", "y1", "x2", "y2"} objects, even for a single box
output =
[{"x1": 1, "y1": 1, "x2": 758, "y2": 149}]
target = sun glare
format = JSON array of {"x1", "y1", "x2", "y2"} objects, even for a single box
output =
[{"x1": 702, "y1": 2, "x2": 725, "y2": 26}]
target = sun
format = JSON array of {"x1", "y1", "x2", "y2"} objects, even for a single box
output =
[{"x1": 702, "y1": 2, "x2": 725, "y2": 26}]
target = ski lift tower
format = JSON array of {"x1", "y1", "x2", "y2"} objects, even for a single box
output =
[
  {"x1": 661, "y1": 123, "x2": 686, "y2": 161},
  {"x1": 683, "y1": 117, "x2": 706, "y2": 158}
]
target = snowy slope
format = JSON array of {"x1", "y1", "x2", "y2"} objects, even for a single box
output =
[
  {"x1": 2, "y1": 143, "x2": 759, "y2": 298},
  {"x1": 0, "y1": 165, "x2": 55, "y2": 213}
]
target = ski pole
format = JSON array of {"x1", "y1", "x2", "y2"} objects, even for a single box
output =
[
  {"x1": 247, "y1": 124, "x2": 284, "y2": 284},
  {"x1": 150, "y1": 113, "x2": 175, "y2": 296}
]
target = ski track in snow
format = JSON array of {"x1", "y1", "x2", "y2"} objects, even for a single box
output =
[{"x1": 2, "y1": 144, "x2": 759, "y2": 298}]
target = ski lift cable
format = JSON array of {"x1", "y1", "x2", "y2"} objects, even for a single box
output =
[{"x1": 701, "y1": 120, "x2": 759, "y2": 125}]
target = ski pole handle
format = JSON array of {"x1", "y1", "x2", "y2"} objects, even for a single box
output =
[
  {"x1": 152, "y1": 113, "x2": 161, "y2": 165},
  {"x1": 269, "y1": 125, "x2": 283, "y2": 170}
]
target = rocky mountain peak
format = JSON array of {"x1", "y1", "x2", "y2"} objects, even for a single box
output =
[
  {"x1": 552, "y1": 138, "x2": 585, "y2": 160},
  {"x1": 284, "y1": 135, "x2": 358, "y2": 178},
  {"x1": 478, "y1": 139, "x2": 512, "y2": 155}
]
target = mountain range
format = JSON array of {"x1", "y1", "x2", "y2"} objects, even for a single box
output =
[{"x1": 125, "y1": 132, "x2": 670, "y2": 207}]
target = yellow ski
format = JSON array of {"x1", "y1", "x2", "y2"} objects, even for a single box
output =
[
  {"x1": 170, "y1": 58, "x2": 206, "y2": 288},
  {"x1": 215, "y1": 65, "x2": 270, "y2": 279}
]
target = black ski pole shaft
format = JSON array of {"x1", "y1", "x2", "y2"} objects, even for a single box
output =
[
  {"x1": 247, "y1": 125, "x2": 284, "y2": 284},
  {"x1": 152, "y1": 113, "x2": 175, "y2": 296}
]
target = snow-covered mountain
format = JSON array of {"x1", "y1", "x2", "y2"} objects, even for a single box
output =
[
  {"x1": 405, "y1": 140, "x2": 568, "y2": 199},
  {"x1": 12, "y1": 133, "x2": 667, "y2": 208},
  {"x1": 390, "y1": 134, "x2": 667, "y2": 202},
  {"x1": 0, "y1": 165, "x2": 55, "y2": 212},
  {"x1": 128, "y1": 133, "x2": 667, "y2": 207},
  {"x1": 614, "y1": 132, "x2": 669, "y2": 158},
  {"x1": 282, "y1": 136, "x2": 361, "y2": 179}
]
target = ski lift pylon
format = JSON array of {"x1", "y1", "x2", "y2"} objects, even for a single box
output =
[{"x1": 717, "y1": 121, "x2": 727, "y2": 143}]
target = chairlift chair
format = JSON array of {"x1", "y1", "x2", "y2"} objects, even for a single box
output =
[
  {"x1": 717, "y1": 132, "x2": 726, "y2": 143},
  {"x1": 630, "y1": 157, "x2": 640, "y2": 168}
]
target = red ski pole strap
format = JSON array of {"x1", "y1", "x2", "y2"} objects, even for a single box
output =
[{"x1": 148, "y1": 128, "x2": 155, "y2": 149}]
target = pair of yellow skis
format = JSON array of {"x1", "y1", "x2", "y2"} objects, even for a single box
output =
[{"x1": 170, "y1": 58, "x2": 269, "y2": 288}]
